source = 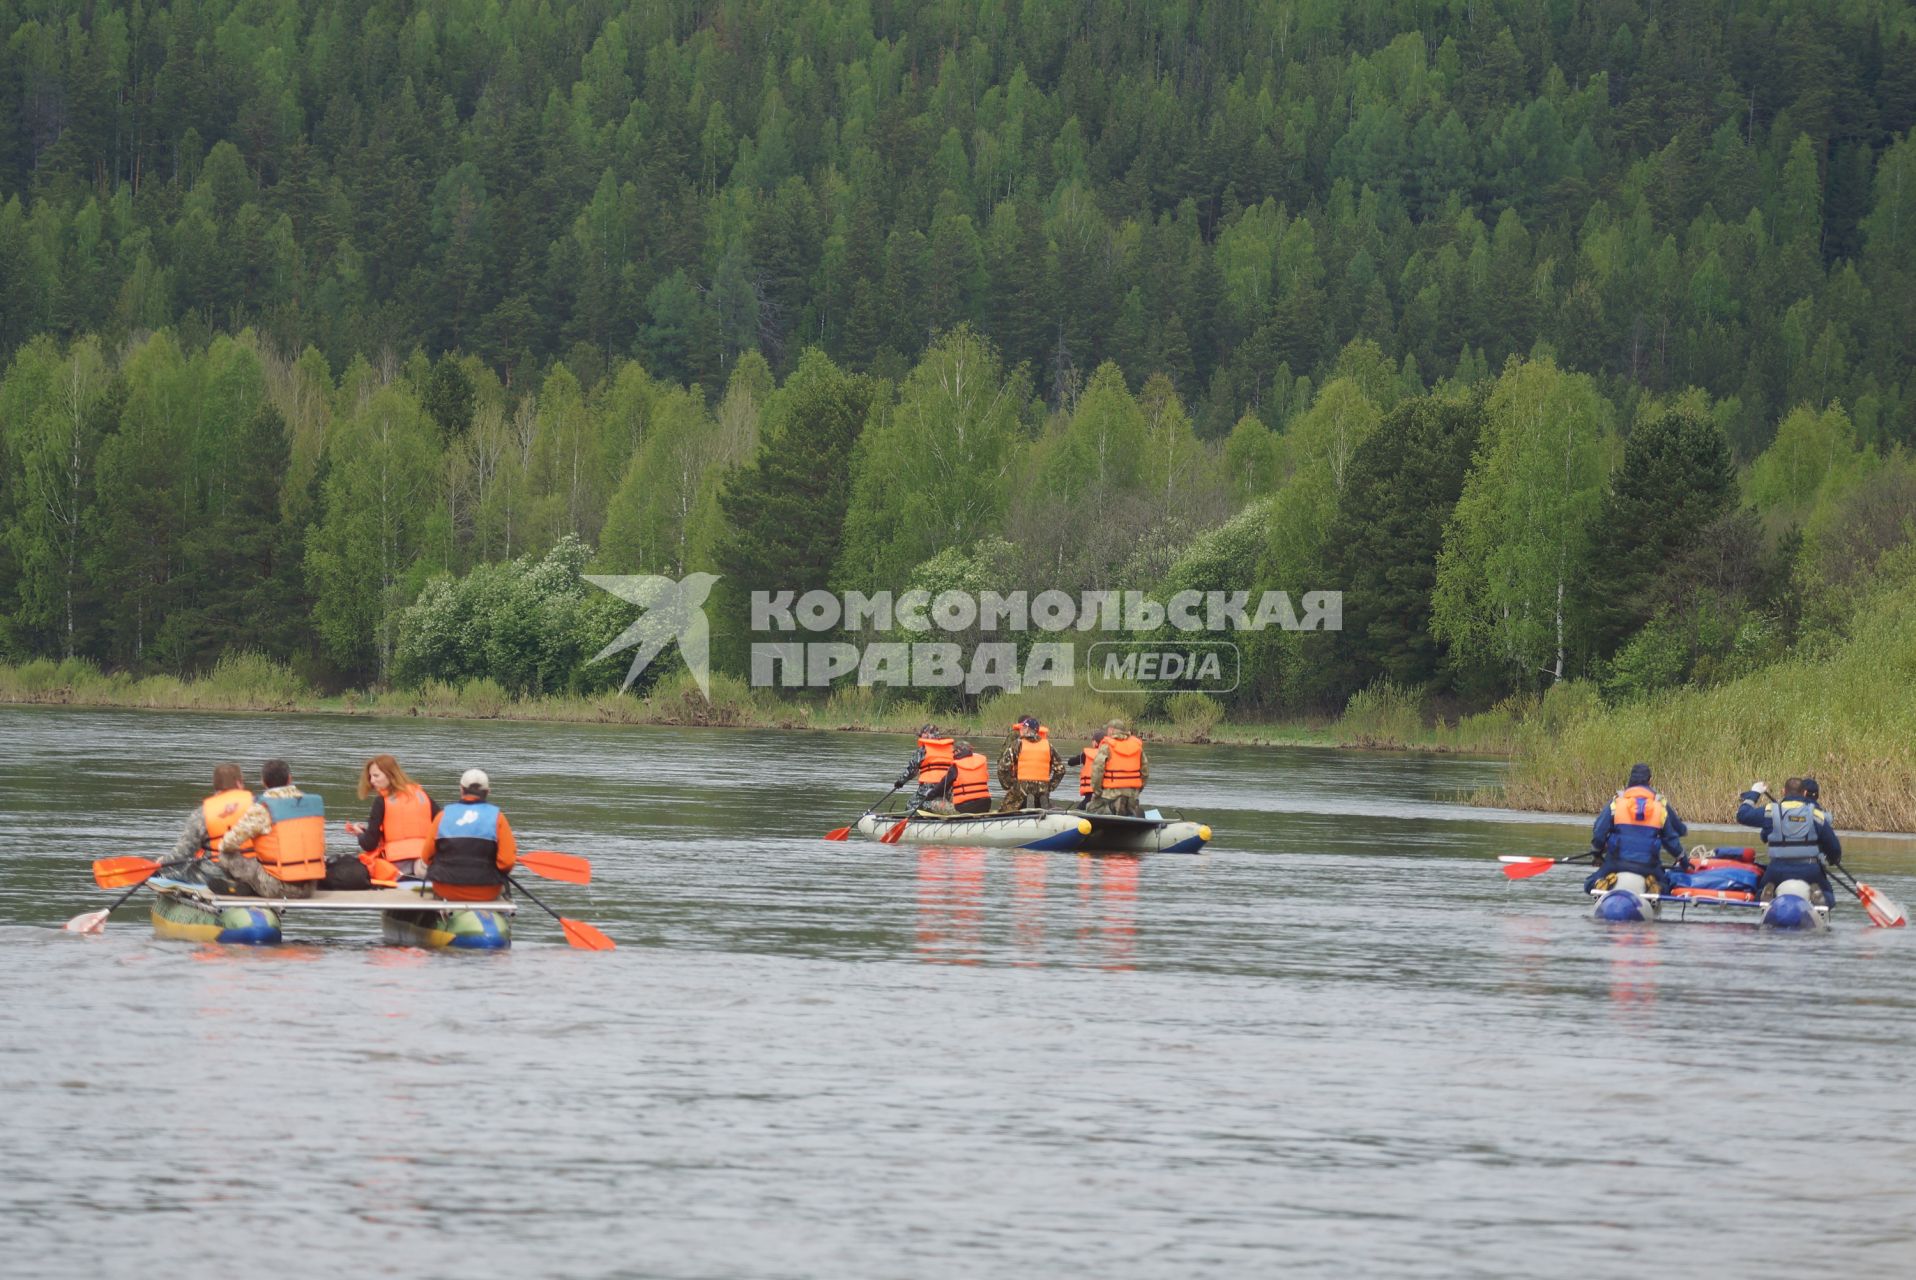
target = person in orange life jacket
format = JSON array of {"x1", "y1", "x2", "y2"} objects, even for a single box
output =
[
  {"x1": 1064, "y1": 730, "x2": 1107, "y2": 810},
  {"x1": 1582, "y1": 763, "x2": 1687, "y2": 894},
  {"x1": 1736, "y1": 776, "x2": 1842, "y2": 906},
  {"x1": 1089, "y1": 721, "x2": 1149, "y2": 816},
  {"x1": 422, "y1": 769, "x2": 517, "y2": 902},
  {"x1": 923, "y1": 742, "x2": 994, "y2": 815},
  {"x1": 170, "y1": 762, "x2": 253, "y2": 868},
  {"x1": 217, "y1": 758, "x2": 326, "y2": 900},
  {"x1": 894, "y1": 723, "x2": 956, "y2": 810},
  {"x1": 344, "y1": 753, "x2": 440, "y2": 882},
  {"x1": 997, "y1": 717, "x2": 1064, "y2": 810}
]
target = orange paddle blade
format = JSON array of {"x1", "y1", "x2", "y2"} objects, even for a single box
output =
[
  {"x1": 1857, "y1": 882, "x2": 1909, "y2": 928},
  {"x1": 880, "y1": 820, "x2": 909, "y2": 844},
  {"x1": 823, "y1": 827, "x2": 852, "y2": 841},
  {"x1": 558, "y1": 917, "x2": 616, "y2": 951},
  {"x1": 93, "y1": 856, "x2": 162, "y2": 889},
  {"x1": 1501, "y1": 859, "x2": 1556, "y2": 880},
  {"x1": 519, "y1": 849, "x2": 591, "y2": 885}
]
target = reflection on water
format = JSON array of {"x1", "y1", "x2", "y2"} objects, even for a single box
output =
[{"x1": 3, "y1": 707, "x2": 1915, "y2": 1278}]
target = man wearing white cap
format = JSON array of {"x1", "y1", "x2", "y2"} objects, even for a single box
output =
[{"x1": 421, "y1": 768, "x2": 518, "y2": 902}]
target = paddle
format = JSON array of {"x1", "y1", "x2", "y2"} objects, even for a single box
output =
[
  {"x1": 825, "y1": 785, "x2": 902, "y2": 841},
  {"x1": 504, "y1": 873, "x2": 615, "y2": 951},
  {"x1": 1499, "y1": 852, "x2": 1599, "y2": 880},
  {"x1": 519, "y1": 849, "x2": 591, "y2": 885},
  {"x1": 65, "y1": 855, "x2": 198, "y2": 933},
  {"x1": 880, "y1": 818, "x2": 910, "y2": 844},
  {"x1": 1828, "y1": 862, "x2": 1908, "y2": 929}
]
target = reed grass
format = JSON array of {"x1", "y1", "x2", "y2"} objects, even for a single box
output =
[{"x1": 1500, "y1": 589, "x2": 1916, "y2": 831}]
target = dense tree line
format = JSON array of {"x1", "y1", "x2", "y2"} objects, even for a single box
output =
[
  {"x1": 3, "y1": 1, "x2": 1915, "y2": 718},
  {"x1": 2, "y1": 1, "x2": 1916, "y2": 446}
]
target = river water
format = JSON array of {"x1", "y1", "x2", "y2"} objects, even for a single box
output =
[{"x1": 2, "y1": 706, "x2": 1912, "y2": 1277}]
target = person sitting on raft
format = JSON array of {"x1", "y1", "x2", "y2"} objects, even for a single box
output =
[
  {"x1": 217, "y1": 758, "x2": 327, "y2": 900},
  {"x1": 1583, "y1": 763, "x2": 1687, "y2": 895},
  {"x1": 171, "y1": 763, "x2": 253, "y2": 872},
  {"x1": 921, "y1": 742, "x2": 994, "y2": 815},
  {"x1": 421, "y1": 768, "x2": 517, "y2": 902},
  {"x1": 1065, "y1": 729, "x2": 1106, "y2": 810},
  {"x1": 998, "y1": 716, "x2": 1063, "y2": 811},
  {"x1": 1089, "y1": 721, "x2": 1149, "y2": 816},
  {"x1": 345, "y1": 754, "x2": 439, "y2": 881},
  {"x1": 1736, "y1": 777, "x2": 1842, "y2": 907},
  {"x1": 894, "y1": 723, "x2": 956, "y2": 811}
]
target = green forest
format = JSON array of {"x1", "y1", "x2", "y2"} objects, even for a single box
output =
[{"x1": 3, "y1": 0, "x2": 1916, "y2": 802}]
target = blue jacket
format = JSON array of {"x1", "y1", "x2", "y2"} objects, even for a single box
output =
[
  {"x1": 1590, "y1": 791, "x2": 1686, "y2": 866},
  {"x1": 1736, "y1": 791, "x2": 1842, "y2": 863}
]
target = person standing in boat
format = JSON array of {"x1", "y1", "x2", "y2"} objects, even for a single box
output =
[
  {"x1": 217, "y1": 759, "x2": 326, "y2": 899},
  {"x1": 1089, "y1": 721, "x2": 1150, "y2": 816},
  {"x1": 998, "y1": 716, "x2": 1064, "y2": 811},
  {"x1": 422, "y1": 769, "x2": 518, "y2": 902},
  {"x1": 1065, "y1": 729, "x2": 1107, "y2": 810},
  {"x1": 1736, "y1": 778, "x2": 1842, "y2": 908},
  {"x1": 345, "y1": 754, "x2": 439, "y2": 882},
  {"x1": 170, "y1": 763, "x2": 253, "y2": 871},
  {"x1": 1582, "y1": 763, "x2": 1687, "y2": 895},
  {"x1": 922, "y1": 742, "x2": 994, "y2": 815},
  {"x1": 895, "y1": 724, "x2": 956, "y2": 811}
]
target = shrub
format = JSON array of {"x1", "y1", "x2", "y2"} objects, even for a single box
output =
[{"x1": 1334, "y1": 679, "x2": 1424, "y2": 748}]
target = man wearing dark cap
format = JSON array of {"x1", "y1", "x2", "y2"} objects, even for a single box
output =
[
  {"x1": 1583, "y1": 763, "x2": 1688, "y2": 894},
  {"x1": 1735, "y1": 777, "x2": 1842, "y2": 907}
]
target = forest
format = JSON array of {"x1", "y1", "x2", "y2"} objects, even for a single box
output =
[{"x1": 2, "y1": 0, "x2": 1916, "y2": 763}]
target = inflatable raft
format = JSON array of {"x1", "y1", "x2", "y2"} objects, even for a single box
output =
[
  {"x1": 853, "y1": 808, "x2": 1211, "y2": 854},
  {"x1": 148, "y1": 879, "x2": 515, "y2": 949},
  {"x1": 1590, "y1": 874, "x2": 1829, "y2": 932}
]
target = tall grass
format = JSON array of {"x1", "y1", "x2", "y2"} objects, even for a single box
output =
[
  {"x1": 1501, "y1": 589, "x2": 1916, "y2": 831},
  {"x1": 1332, "y1": 679, "x2": 1426, "y2": 748}
]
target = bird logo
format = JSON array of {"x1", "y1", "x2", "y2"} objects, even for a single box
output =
[{"x1": 585, "y1": 573, "x2": 720, "y2": 698}]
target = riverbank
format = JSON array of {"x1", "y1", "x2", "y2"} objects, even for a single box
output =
[{"x1": 0, "y1": 654, "x2": 1508, "y2": 754}]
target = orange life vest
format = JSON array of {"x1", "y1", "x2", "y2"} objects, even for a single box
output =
[
  {"x1": 1100, "y1": 736, "x2": 1144, "y2": 790},
  {"x1": 1015, "y1": 737, "x2": 1056, "y2": 783},
  {"x1": 252, "y1": 793, "x2": 328, "y2": 883},
  {"x1": 378, "y1": 785, "x2": 435, "y2": 863},
  {"x1": 1609, "y1": 785, "x2": 1667, "y2": 830},
  {"x1": 1009, "y1": 721, "x2": 1049, "y2": 739},
  {"x1": 917, "y1": 736, "x2": 955, "y2": 784},
  {"x1": 1078, "y1": 743, "x2": 1100, "y2": 796},
  {"x1": 200, "y1": 788, "x2": 254, "y2": 858},
  {"x1": 950, "y1": 754, "x2": 991, "y2": 805}
]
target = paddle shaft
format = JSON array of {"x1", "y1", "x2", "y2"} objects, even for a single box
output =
[{"x1": 503, "y1": 872, "x2": 571, "y2": 930}]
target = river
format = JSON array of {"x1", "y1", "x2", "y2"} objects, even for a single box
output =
[{"x1": 2, "y1": 706, "x2": 1912, "y2": 1277}]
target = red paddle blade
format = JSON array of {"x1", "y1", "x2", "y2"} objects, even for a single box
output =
[
  {"x1": 880, "y1": 820, "x2": 909, "y2": 844},
  {"x1": 1501, "y1": 859, "x2": 1556, "y2": 879},
  {"x1": 558, "y1": 917, "x2": 616, "y2": 951},
  {"x1": 63, "y1": 908, "x2": 111, "y2": 934},
  {"x1": 823, "y1": 827, "x2": 852, "y2": 841},
  {"x1": 1857, "y1": 882, "x2": 1909, "y2": 928},
  {"x1": 93, "y1": 857, "x2": 161, "y2": 889},
  {"x1": 519, "y1": 850, "x2": 591, "y2": 885}
]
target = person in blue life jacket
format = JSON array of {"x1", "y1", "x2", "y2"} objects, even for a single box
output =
[
  {"x1": 1584, "y1": 763, "x2": 1688, "y2": 894},
  {"x1": 1736, "y1": 777, "x2": 1842, "y2": 907}
]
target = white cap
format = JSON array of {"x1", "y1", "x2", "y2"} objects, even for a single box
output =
[{"x1": 459, "y1": 768, "x2": 491, "y2": 792}]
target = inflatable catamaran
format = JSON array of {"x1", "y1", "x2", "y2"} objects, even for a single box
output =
[
  {"x1": 147, "y1": 877, "x2": 516, "y2": 949},
  {"x1": 853, "y1": 808, "x2": 1212, "y2": 854}
]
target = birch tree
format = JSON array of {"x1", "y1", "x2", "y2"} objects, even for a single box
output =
[{"x1": 1432, "y1": 357, "x2": 1609, "y2": 685}]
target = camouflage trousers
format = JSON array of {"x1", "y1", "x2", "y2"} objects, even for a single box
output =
[
  {"x1": 218, "y1": 850, "x2": 316, "y2": 899},
  {"x1": 999, "y1": 782, "x2": 1053, "y2": 811},
  {"x1": 1091, "y1": 788, "x2": 1145, "y2": 817}
]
